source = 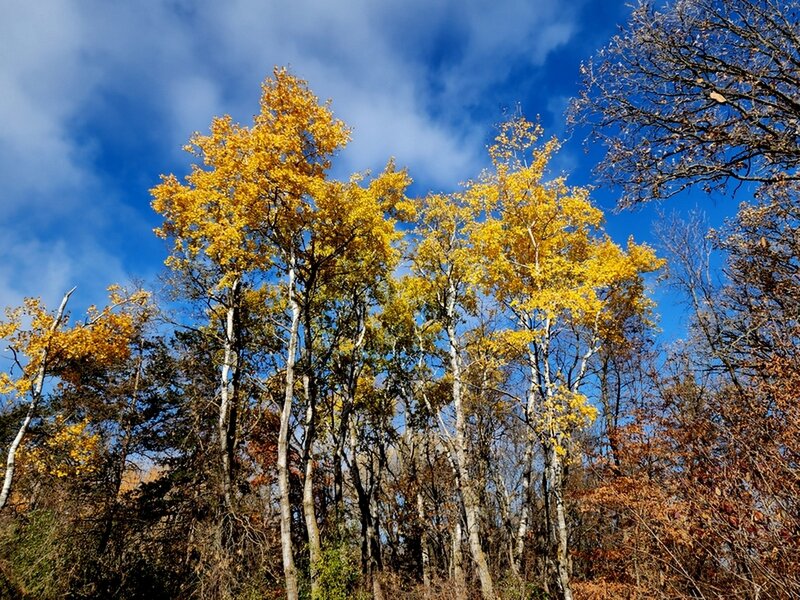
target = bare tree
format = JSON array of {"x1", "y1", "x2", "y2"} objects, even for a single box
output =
[{"x1": 570, "y1": 0, "x2": 800, "y2": 205}]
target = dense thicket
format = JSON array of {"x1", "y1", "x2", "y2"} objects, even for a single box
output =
[{"x1": 1, "y1": 2, "x2": 799, "y2": 596}]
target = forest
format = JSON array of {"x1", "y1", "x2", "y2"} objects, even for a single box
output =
[{"x1": 0, "y1": 0, "x2": 798, "y2": 598}]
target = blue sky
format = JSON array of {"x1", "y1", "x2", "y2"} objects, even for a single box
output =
[{"x1": 2, "y1": 0, "x2": 733, "y2": 332}]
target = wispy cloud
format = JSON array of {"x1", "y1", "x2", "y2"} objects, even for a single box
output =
[{"x1": 2, "y1": 0, "x2": 584, "y2": 309}]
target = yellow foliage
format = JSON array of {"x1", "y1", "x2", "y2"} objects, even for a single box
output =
[
  {"x1": 472, "y1": 120, "x2": 661, "y2": 452},
  {"x1": 403, "y1": 117, "x2": 660, "y2": 454},
  {"x1": 152, "y1": 67, "x2": 351, "y2": 289},
  {"x1": 469, "y1": 116, "x2": 662, "y2": 336},
  {"x1": 537, "y1": 387, "x2": 599, "y2": 459},
  {"x1": 0, "y1": 286, "x2": 150, "y2": 398},
  {"x1": 410, "y1": 192, "x2": 482, "y2": 316},
  {"x1": 22, "y1": 416, "x2": 100, "y2": 478},
  {"x1": 310, "y1": 162, "x2": 409, "y2": 291},
  {"x1": 152, "y1": 67, "x2": 411, "y2": 315}
]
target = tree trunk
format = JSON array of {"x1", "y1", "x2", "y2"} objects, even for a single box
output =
[
  {"x1": 514, "y1": 361, "x2": 540, "y2": 576},
  {"x1": 350, "y1": 418, "x2": 386, "y2": 600},
  {"x1": 417, "y1": 487, "x2": 432, "y2": 596},
  {"x1": 369, "y1": 491, "x2": 385, "y2": 600},
  {"x1": 332, "y1": 414, "x2": 348, "y2": 521},
  {"x1": 452, "y1": 516, "x2": 467, "y2": 600},
  {"x1": 445, "y1": 285, "x2": 496, "y2": 599},
  {"x1": 98, "y1": 344, "x2": 144, "y2": 557},
  {"x1": 332, "y1": 298, "x2": 365, "y2": 523},
  {"x1": 302, "y1": 375, "x2": 322, "y2": 599},
  {"x1": 218, "y1": 278, "x2": 240, "y2": 513},
  {"x1": 513, "y1": 441, "x2": 534, "y2": 577},
  {"x1": 545, "y1": 444, "x2": 573, "y2": 600},
  {"x1": 412, "y1": 427, "x2": 432, "y2": 597},
  {"x1": 278, "y1": 260, "x2": 300, "y2": 600},
  {"x1": 0, "y1": 287, "x2": 74, "y2": 511}
]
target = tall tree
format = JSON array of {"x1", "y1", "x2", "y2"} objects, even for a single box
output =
[
  {"x1": 152, "y1": 68, "x2": 349, "y2": 600},
  {"x1": 409, "y1": 192, "x2": 498, "y2": 599},
  {"x1": 152, "y1": 67, "x2": 410, "y2": 599},
  {"x1": 468, "y1": 117, "x2": 662, "y2": 598},
  {"x1": 0, "y1": 286, "x2": 150, "y2": 511},
  {"x1": 290, "y1": 166, "x2": 408, "y2": 598}
]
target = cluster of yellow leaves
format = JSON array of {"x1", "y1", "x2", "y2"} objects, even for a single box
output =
[
  {"x1": 151, "y1": 68, "x2": 351, "y2": 289},
  {"x1": 409, "y1": 193, "x2": 483, "y2": 319},
  {"x1": 311, "y1": 162, "x2": 410, "y2": 293},
  {"x1": 475, "y1": 119, "x2": 661, "y2": 447},
  {"x1": 539, "y1": 387, "x2": 599, "y2": 457},
  {"x1": 152, "y1": 67, "x2": 412, "y2": 311},
  {"x1": 469, "y1": 116, "x2": 663, "y2": 332},
  {"x1": 407, "y1": 116, "x2": 663, "y2": 451},
  {"x1": 0, "y1": 287, "x2": 150, "y2": 398},
  {"x1": 488, "y1": 328, "x2": 541, "y2": 356},
  {"x1": 22, "y1": 416, "x2": 100, "y2": 478},
  {"x1": 461, "y1": 331, "x2": 514, "y2": 417}
]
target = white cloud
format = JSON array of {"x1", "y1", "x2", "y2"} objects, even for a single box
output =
[
  {"x1": 167, "y1": 76, "x2": 225, "y2": 145},
  {"x1": 0, "y1": 0, "x2": 95, "y2": 207},
  {"x1": 1, "y1": 0, "x2": 583, "y2": 309},
  {"x1": 0, "y1": 225, "x2": 129, "y2": 313}
]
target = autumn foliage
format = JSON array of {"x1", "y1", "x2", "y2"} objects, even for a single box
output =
[{"x1": 1, "y1": 30, "x2": 800, "y2": 599}]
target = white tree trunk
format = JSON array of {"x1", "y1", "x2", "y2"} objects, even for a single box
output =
[
  {"x1": 445, "y1": 283, "x2": 496, "y2": 600},
  {"x1": 302, "y1": 375, "x2": 322, "y2": 599},
  {"x1": 452, "y1": 516, "x2": 466, "y2": 600},
  {"x1": 514, "y1": 356, "x2": 541, "y2": 576},
  {"x1": 0, "y1": 287, "x2": 75, "y2": 511},
  {"x1": 513, "y1": 443, "x2": 534, "y2": 577},
  {"x1": 546, "y1": 444, "x2": 573, "y2": 600},
  {"x1": 218, "y1": 278, "x2": 240, "y2": 512},
  {"x1": 369, "y1": 491, "x2": 386, "y2": 600},
  {"x1": 278, "y1": 261, "x2": 300, "y2": 600},
  {"x1": 417, "y1": 487, "x2": 432, "y2": 596},
  {"x1": 402, "y1": 391, "x2": 432, "y2": 598}
]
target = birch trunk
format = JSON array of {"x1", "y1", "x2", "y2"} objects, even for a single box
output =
[
  {"x1": 278, "y1": 259, "x2": 300, "y2": 600},
  {"x1": 451, "y1": 516, "x2": 466, "y2": 600},
  {"x1": 492, "y1": 470, "x2": 517, "y2": 578},
  {"x1": 514, "y1": 354, "x2": 541, "y2": 575},
  {"x1": 218, "y1": 278, "x2": 240, "y2": 512},
  {"x1": 302, "y1": 375, "x2": 322, "y2": 599},
  {"x1": 369, "y1": 488, "x2": 385, "y2": 600},
  {"x1": 411, "y1": 425, "x2": 431, "y2": 597},
  {"x1": 0, "y1": 287, "x2": 74, "y2": 511},
  {"x1": 445, "y1": 283, "x2": 496, "y2": 600},
  {"x1": 513, "y1": 443, "x2": 534, "y2": 576},
  {"x1": 417, "y1": 487, "x2": 432, "y2": 596},
  {"x1": 546, "y1": 444, "x2": 573, "y2": 600}
]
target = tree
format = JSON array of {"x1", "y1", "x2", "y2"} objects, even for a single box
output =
[
  {"x1": 152, "y1": 67, "x2": 350, "y2": 600},
  {"x1": 287, "y1": 166, "x2": 408, "y2": 599},
  {"x1": 714, "y1": 184, "x2": 800, "y2": 365},
  {"x1": 409, "y1": 191, "x2": 498, "y2": 600},
  {"x1": 0, "y1": 286, "x2": 150, "y2": 511},
  {"x1": 153, "y1": 67, "x2": 410, "y2": 599},
  {"x1": 578, "y1": 202, "x2": 800, "y2": 598},
  {"x1": 468, "y1": 117, "x2": 662, "y2": 599},
  {"x1": 570, "y1": 0, "x2": 800, "y2": 205}
]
